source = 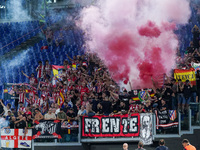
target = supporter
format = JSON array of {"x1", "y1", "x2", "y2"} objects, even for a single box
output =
[
  {"x1": 80, "y1": 82, "x2": 89, "y2": 95},
  {"x1": 96, "y1": 103, "x2": 103, "y2": 115},
  {"x1": 77, "y1": 105, "x2": 86, "y2": 117},
  {"x1": 8, "y1": 116, "x2": 16, "y2": 129},
  {"x1": 162, "y1": 84, "x2": 173, "y2": 109},
  {"x1": 14, "y1": 85, "x2": 26, "y2": 105},
  {"x1": 187, "y1": 41, "x2": 195, "y2": 54},
  {"x1": 82, "y1": 103, "x2": 95, "y2": 116},
  {"x1": 155, "y1": 139, "x2": 169, "y2": 150},
  {"x1": 26, "y1": 114, "x2": 34, "y2": 128},
  {"x1": 66, "y1": 108, "x2": 77, "y2": 120},
  {"x1": 117, "y1": 101, "x2": 129, "y2": 115},
  {"x1": 196, "y1": 70, "x2": 200, "y2": 101},
  {"x1": 177, "y1": 79, "x2": 185, "y2": 112},
  {"x1": 111, "y1": 97, "x2": 120, "y2": 115},
  {"x1": 101, "y1": 96, "x2": 112, "y2": 116},
  {"x1": 119, "y1": 89, "x2": 131, "y2": 110},
  {"x1": 33, "y1": 108, "x2": 44, "y2": 122},
  {"x1": 170, "y1": 79, "x2": 177, "y2": 110},
  {"x1": 55, "y1": 103, "x2": 60, "y2": 115},
  {"x1": 159, "y1": 99, "x2": 168, "y2": 111},
  {"x1": 41, "y1": 70, "x2": 51, "y2": 81},
  {"x1": 0, "y1": 99, "x2": 4, "y2": 116},
  {"x1": 0, "y1": 99, "x2": 11, "y2": 116},
  {"x1": 138, "y1": 103, "x2": 146, "y2": 113},
  {"x1": 57, "y1": 108, "x2": 67, "y2": 122},
  {"x1": 52, "y1": 108, "x2": 56, "y2": 114},
  {"x1": 44, "y1": 108, "x2": 56, "y2": 120},
  {"x1": 123, "y1": 143, "x2": 128, "y2": 150},
  {"x1": 191, "y1": 25, "x2": 200, "y2": 49},
  {"x1": 36, "y1": 61, "x2": 44, "y2": 79},
  {"x1": 62, "y1": 102, "x2": 69, "y2": 113},
  {"x1": 128, "y1": 101, "x2": 138, "y2": 114},
  {"x1": 182, "y1": 139, "x2": 196, "y2": 150},
  {"x1": 135, "y1": 141, "x2": 146, "y2": 150},
  {"x1": 25, "y1": 105, "x2": 32, "y2": 116},
  {"x1": 41, "y1": 27, "x2": 54, "y2": 45},
  {"x1": 15, "y1": 115, "x2": 27, "y2": 130},
  {"x1": 18, "y1": 102, "x2": 26, "y2": 113},
  {"x1": 190, "y1": 85, "x2": 197, "y2": 103},
  {"x1": 6, "y1": 111, "x2": 12, "y2": 121},
  {"x1": 21, "y1": 71, "x2": 38, "y2": 87},
  {"x1": 11, "y1": 108, "x2": 17, "y2": 117},
  {"x1": 144, "y1": 100, "x2": 152, "y2": 113},
  {"x1": 183, "y1": 80, "x2": 192, "y2": 112},
  {"x1": 26, "y1": 95, "x2": 35, "y2": 106},
  {"x1": 72, "y1": 102, "x2": 78, "y2": 116},
  {"x1": 55, "y1": 32, "x2": 64, "y2": 47},
  {"x1": 44, "y1": 60, "x2": 52, "y2": 76}
]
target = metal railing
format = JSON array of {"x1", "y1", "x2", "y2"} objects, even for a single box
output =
[{"x1": 27, "y1": 105, "x2": 200, "y2": 149}]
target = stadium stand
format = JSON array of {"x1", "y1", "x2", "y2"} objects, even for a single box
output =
[{"x1": 0, "y1": 0, "x2": 200, "y2": 150}]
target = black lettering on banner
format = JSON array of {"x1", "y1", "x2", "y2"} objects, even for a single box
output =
[
  {"x1": 181, "y1": 75, "x2": 184, "y2": 80},
  {"x1": 129, "y1": 116, "x2": 138, "y2": 133},
  {"x1": 84, "y1": 118, "x2": 100, "y2": 134}
]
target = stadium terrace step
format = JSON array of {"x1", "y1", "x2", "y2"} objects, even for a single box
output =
[{"x1": 0, "y1": 33, "x2": 44, "y2": 66}]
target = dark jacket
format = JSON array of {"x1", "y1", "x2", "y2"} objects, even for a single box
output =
[
  {"x1": 155, "y1": 146, "x2": 169, "y2": 150},
  {"x1": 135, "y1": 148, "x2": 146, "y2": 150}
]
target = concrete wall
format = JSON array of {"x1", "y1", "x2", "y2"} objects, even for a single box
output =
[{"x1": 35, "y1": 129, "x2": 200, "y2": 150}]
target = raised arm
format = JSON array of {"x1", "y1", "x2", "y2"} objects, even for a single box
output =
[
  {"x1": 66, "y1": 54, "x2": 73, "y2": 62},
  {"x1": 0, "y1": 99, "x2": 5, "y2": 107},
  {"x1": 21, "y1": 70, "x2": 29, "y2": 79}
]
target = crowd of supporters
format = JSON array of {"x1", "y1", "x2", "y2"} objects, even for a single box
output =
[{"x1": 1, "y1": 24, "x2": 200, "y2": 131}]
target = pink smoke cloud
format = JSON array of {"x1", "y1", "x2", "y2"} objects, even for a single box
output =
[{"x1": 79, "y1": 0, "x2": 191, "y2": 89}]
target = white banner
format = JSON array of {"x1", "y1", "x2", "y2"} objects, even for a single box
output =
[
  {"x1": 140, "y1": 113, "x2": 153, "y2": 145},
  {"x1": 1, "y1": 129, "x2": 32, "y2": 149}
]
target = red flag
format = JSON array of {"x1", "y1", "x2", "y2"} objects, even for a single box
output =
[{"x1": 41, "y1": 46, "x2": 48, "y2": 50}]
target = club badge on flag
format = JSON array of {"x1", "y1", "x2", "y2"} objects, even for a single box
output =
[
  {"x1": 191, "y1": 62, "x2": 200, "y2": 73},
  {"x1": 8, "y1": 87, "x2": 14, "y2": 95},
  {"x1": 169, "y1": 110, "x2": 177, "y2": 121},
  {"x1": 132, "y1": 89, "x2": 154, "y2": 101}
]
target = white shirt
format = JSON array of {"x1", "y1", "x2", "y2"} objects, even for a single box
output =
[
  {"x1": 3, "y1": 106, "x2": 11, "y2": 116},
  {"x1": 55, "y1": 108, "x2": 60, "y2": 115},
  {"x1": 78, "y1": 109, "x2": 86, "y2": 116}
]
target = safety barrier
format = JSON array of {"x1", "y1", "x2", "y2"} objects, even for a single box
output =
[{"x1": 0, "y1": 105, "x2": 200, "y2": 150}]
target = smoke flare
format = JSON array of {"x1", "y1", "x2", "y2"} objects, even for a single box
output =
[{"x1": 79, "y1": 0, "x2": 191, "y2": 88}]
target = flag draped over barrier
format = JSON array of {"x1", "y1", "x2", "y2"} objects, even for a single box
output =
[
  {"x1": 140, "y1": 113, "x2": 153, "y2": 145},
  {"x1": 81, "y1": 113, "x2": 153, "y2": 145},
  {"x1": 1, "y1": 129, "x2": 32, "y2": 149},
  {"x1": 82, "y1": 114, "x2": 140, "y2": 137},
  {"x1": 32, "y1": 120, "x2": 62, "y2": 139},
  {"x1": 155, "y1": 110, "x2": 178, "y2": 129}
]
